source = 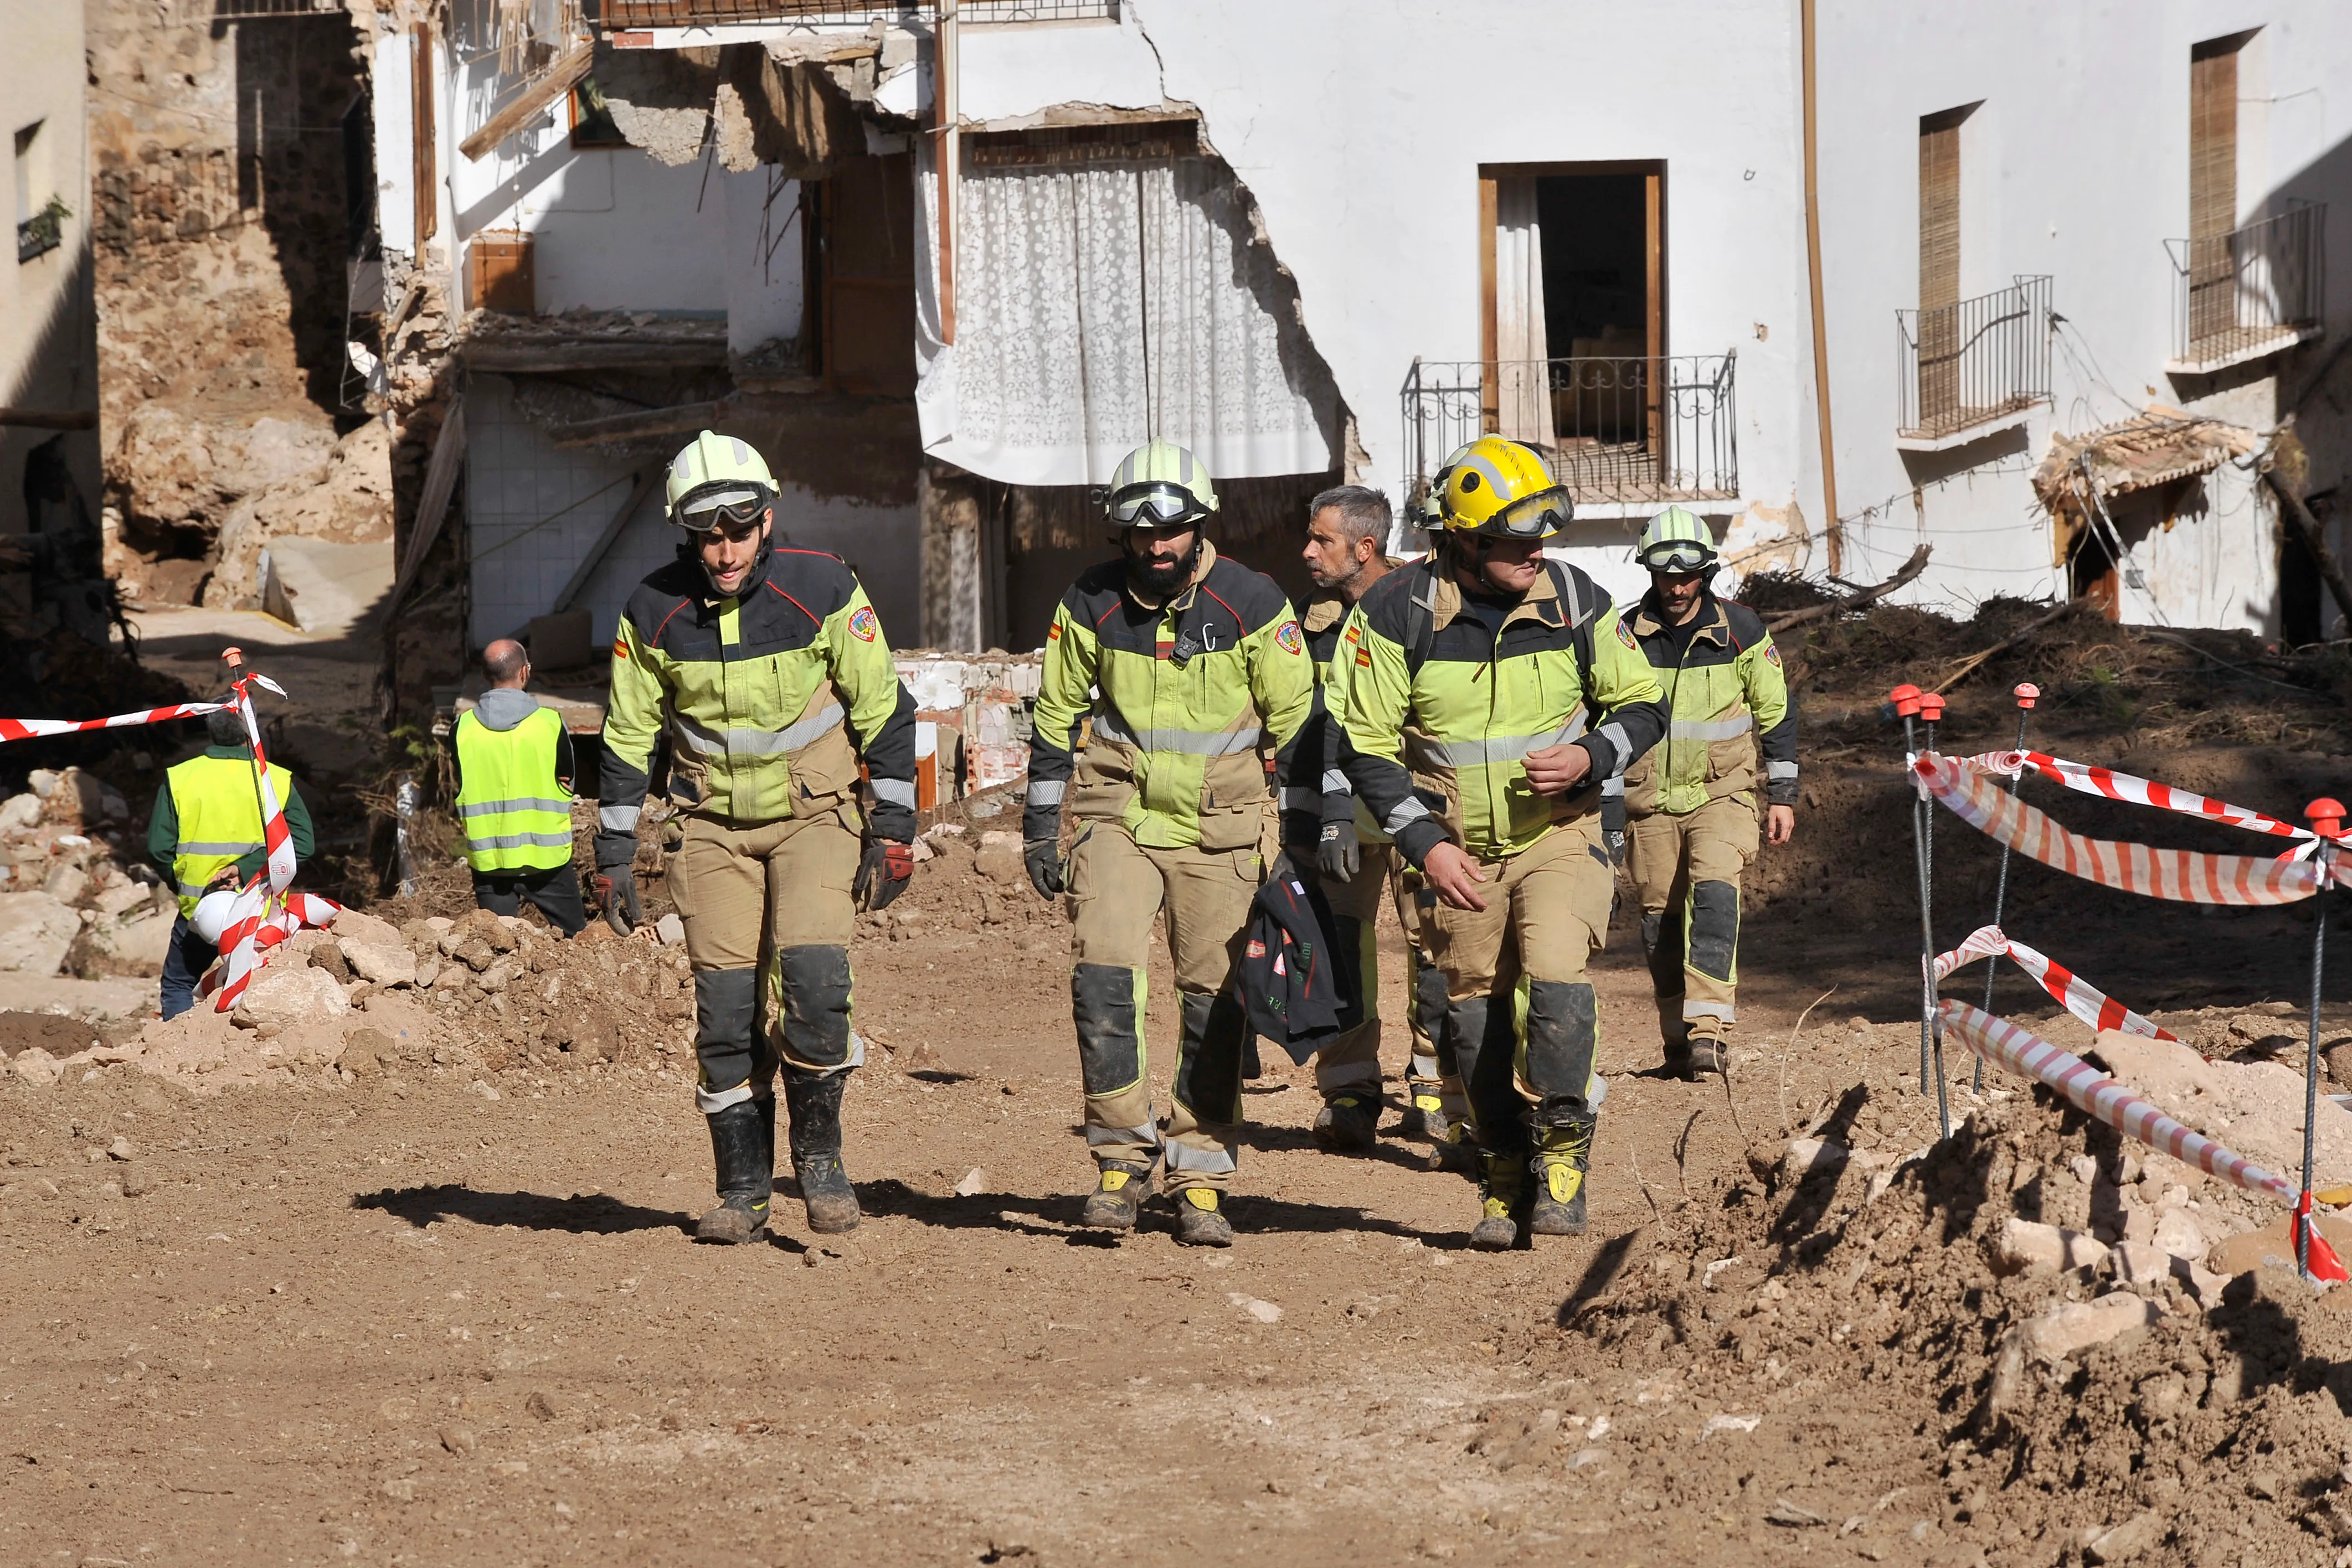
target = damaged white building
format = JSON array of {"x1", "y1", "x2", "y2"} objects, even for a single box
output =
[{"x1": 373, "y1": 0, "x2": 2352, "y2": 655}]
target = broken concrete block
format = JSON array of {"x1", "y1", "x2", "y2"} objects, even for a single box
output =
[
  {"x1": 8, "y1": 1046, "x2": 61, "y2": 1086},
  {"x1": 0, "y1": 892, "x2": 82, "y2": 976},
  {"x1": 331, "y1": 909, "x2": 406, "y2": 952},
  {"x1": 340, "y1": 1025, "x2": 398, "y2": 1075},
  {"x1": 2108, "y1": 1240, "x2": 2183, "y2": 1294},
  {"x1": 974, "y1": 830, "x2": 1025, "y2": 886},
  {"x1": 338, "y1": 937, "x2": 417, "y2": 988},
  {"x1": 0, "y1": 793, "x2": 42, "y2": 832},
  {"x1": 2020, "y1": 1293, "x2": 2161, "y2": 1364},
  {"x1": 231, "y1": 965, "x2": 351, "y2": 1031},
  {"x1": 2084, "y1": 1508, "x2": 2164, "y2": 1563},
  {"x1": 2152, "y1": 1208, "x2": 2206, "y2": 1262},
  {"x1": 92, "y1": 880, "x2": 151, "y2": 918},
  {"x1": 1990, "y1": 1216, "x2": 2109, "y2": 1277},
  {"x1": 656, "y1": 913, "x2": 685, "y2": 946},
  {"x1": 1782, "y1": 1137, "x2": 1849, "y2": 1178}
]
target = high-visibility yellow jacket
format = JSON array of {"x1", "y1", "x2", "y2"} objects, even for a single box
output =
[
  {"x1": 596, "y1": 546, "x2": 916, "y2": 843},
  {"x1": 1620, "y1": 590, "x2": 1797, "y2": 817},
  {"x1": 454, "y1": 697, "x2": 574, "y2": 874},
  {"x1": 1303, "y1": 581, "x2": 1391, "y2": 844},
  {"x1": 1338, "y1": 549, "x2": 1667, "y2": 866},
  {"x1": 151, "y1": 750, "x2": 307, "y2": 917},
  {"x1": 1023, "y1": 542, "x2": 1317, "y2": 853}
]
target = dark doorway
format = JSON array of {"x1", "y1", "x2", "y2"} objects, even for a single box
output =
[
  {"x1": 1536, "y1": 173, "x2": 1649, "y2": 362},
  {"x1": 2281, "y1": 491, "x2": 2328, "y2": 646},
  {"x1": 807, "y1": 152, "x2": 916, "y2": 397}
]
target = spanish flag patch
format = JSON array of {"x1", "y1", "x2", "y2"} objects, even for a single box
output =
[
  {"x1": 611, "y1": 635, "x2": 628, "y2": 659},
  {"x1": 1355, "y1": 646, "x2": 1372, "y2": 667},
  {"x1": 1047, "y1": 623, "x2": 1062, "y2": 641}
]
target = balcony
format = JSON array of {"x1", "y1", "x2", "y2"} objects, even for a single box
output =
[
  {"x1": 1400, "y1": 353, "x2": 1739, "y2": 518},
  {"x1": 15, "y1": 198, "x2": 66, "y2": 265},
  {"x1": 1895, "y1": 275, "x2": 2052, "y2": 451},
  {"x1": 2165, "y1": 204, "x2": 2325, "y2": 375},
  {"x1": 596, "y1": 0, "x2": 1113, "y2": 24}
]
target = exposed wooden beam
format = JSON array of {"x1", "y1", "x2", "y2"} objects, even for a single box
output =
[
  {"x1": 459, "y1": 42, "x2": 595, "y2": 163},
  {"x1": 389, "y1": 394, "x2": 467, "y2": 615},
  {"x1": 551, "y1": 467, "x2": 662, "y2": 613},
  {"x1": 461, "y1": 339, "x2": 730, "y2": 373},
  {"x1": 549, "y1": 399, "x2": 731, "y2": 449}
]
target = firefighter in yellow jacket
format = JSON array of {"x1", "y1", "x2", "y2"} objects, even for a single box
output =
[
  {"x1": 1022, "y1": 440, "x2": 1317, "y2": 1248},
  {"x1": 1339, "y1": 436, "x2": 1667, "y2": 1249},
  {"x1": 1618, "y1": 506, "x2": 1797, "y2": 1079},
  {"x1": 596, "y1": 432, "x2": 918, "y2": 1247}
]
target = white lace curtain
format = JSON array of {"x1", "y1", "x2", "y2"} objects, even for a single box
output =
[
  {"x1": 1492, "y1": 176, "x2": 1552, "y2": 449},
  {"x1": 917, "y1": 154, "x2": 1335, "y2": 487}
]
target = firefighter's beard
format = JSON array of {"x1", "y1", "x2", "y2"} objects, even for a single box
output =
[{"x1": 1124, "y1": 540, "x2": 1197, "y2": 599}]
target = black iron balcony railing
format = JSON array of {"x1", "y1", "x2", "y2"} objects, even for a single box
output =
[
  {"x1": 595, "y1": 0, "x2": 1113, "y2": 23},
  {"x1": 2165, "y1": 203, "x2": 2325, "y2": 372},
  {"x1": 1896, "y1": 274, "x2": 2052, "y2": 443},
  {"x1": 1401, "y1": 352, "x2": 1738, "y2": 512},
  {"x1": 16, "y1": 198, "x2": 66, "y2": 265}
]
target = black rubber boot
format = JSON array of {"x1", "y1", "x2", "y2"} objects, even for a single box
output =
[
  {"x1": 1312, "y1": 1092, "x2": 1381, "y2": 1152},
  {"x1": 1530, "y1": 1117, "x2": 1594, "y2": 1237},
  {"x1": 782, "y1": 1068, "x2": 861, "y2": 1234},
  {"x1": 1171, "y1": 1187, "x2": 1233, "y2": 1248},
  {"x1": 696, "y1": 1098, "x2": 771, "y2": 1244},
  {"x1": 1079, "y1": 1159, "x2": 1151, "y2": 1230}
]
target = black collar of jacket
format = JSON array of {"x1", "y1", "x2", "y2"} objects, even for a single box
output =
[{"x1": 1632, "y1": 588, "x2": 1730, "y2": 647}]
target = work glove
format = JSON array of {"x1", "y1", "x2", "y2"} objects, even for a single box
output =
[
  {"x1": 1024, "y1": 838, "x2": 1064, "y2": 900},
  {"x1": 591, "y1": 831, "x2": 644, "y2": 936},
  {"x1": 853, "y1": 838, "x2": 915, "y2": 912},
  {"x1": 1317, "y1": 819, "x2": 1361, "y2": 882}
]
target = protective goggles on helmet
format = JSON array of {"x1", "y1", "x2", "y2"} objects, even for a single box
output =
[
  {"x1": 672, "y1": 483, "x2": 769, "y2": 535},
  {"x1": 1638, "y1": 538, "x2": 1717, "y2": 573},
  {"x1": 1106, "y1": 481, "x2": 1213, "y2": 530},
  {"x1": 1477, "y1": 485, "x2": 1574, "y2": 540}
]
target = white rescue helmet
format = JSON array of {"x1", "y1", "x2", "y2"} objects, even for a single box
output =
[{"x1": 192, "y1": 888, "x2": 243, "y2": 946}]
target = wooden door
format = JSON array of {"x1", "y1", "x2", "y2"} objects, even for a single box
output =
[{"x1": 816, "y1": 152, "x2": 916, "y2": 397}]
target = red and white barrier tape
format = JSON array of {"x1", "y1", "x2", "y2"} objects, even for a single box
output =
[
  {"x1": 1958, "y1": 749, "x2": 2314, "y2": 843},
  {"x1": 1931, "y1": 925, "x2": 2178, "y2": 1041},
  {"x1": 0, "y1": 700, "x2": 237, "y2": 743},
  {"x1": 1912, "y1": 752, "x2": 2325, "y2": 905},
  {"x1": 197, "y1": 888, "x2": 344, "y2": 1010}
]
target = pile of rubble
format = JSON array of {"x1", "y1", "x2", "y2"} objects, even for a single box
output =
[
  {"x1": 7, "y1": 906, "x2": 697, "y2": 1095},
  {"x1": 1551, "y1": 1067, "x2": 2352, "y2": 1565},
  {"x1": 0, "y1": 766, "x2": 177, "y2": 989}
]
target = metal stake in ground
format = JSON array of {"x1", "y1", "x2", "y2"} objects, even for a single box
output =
[
  {"x1": 1974, "y1": 682, "x2": 2041, "y2": 1092},
  {"x1": 1891, "y1": 683, "x2": 1927, "y2": 1092},
  {"x1": 2302, "y1": 797, "x2": 2342, "y2": 1283},
  {"x1": 1919, "y1": 691, "x2": 1950, "y2": 1137}
]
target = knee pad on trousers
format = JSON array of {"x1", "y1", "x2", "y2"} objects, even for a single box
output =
[
  {"x1": 1448, "y1": 995, "x2": 1528, "y2": 1155},
  {"x1": 776, "y1": 945, "x2": 853, "y2": 1072},
  {"x1": 1331, "y1": 915, "x2": 1371, "y2": 1029},
  {"x1": 1412, "y1": 950, "x2": 1450, "y2": 1053},
  {"x1": 1073, "y1": 962, "x2": 1143, "y2": 1097},
  {"x1": 1171, "y1": 990, "x2": 1246, "y2": 1128},
  {"x1": 1523, "y1": 979, "x2": 1599, "y2": 1126},
  {"x1": 1688, "y1": 880, "x2": 1741, "y2": 982},
  {"x1": 693, "y1": 967, "x2": 761, "y2": 1112}
]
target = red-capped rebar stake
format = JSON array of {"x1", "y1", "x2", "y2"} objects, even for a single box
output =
[
  {"x1": 1890, "y1": 684, "x2": 1928, "y2": 1098},
  {"x1": 1975, "y1": 683, "x2": 2045, "y2": 1091},
  {"x1": 1916, "y1": 692, "x2": 1950, "y2": 1135},
  {"x1": 2300, "y1": 797, "x2": 2344, "y2": 1282}
]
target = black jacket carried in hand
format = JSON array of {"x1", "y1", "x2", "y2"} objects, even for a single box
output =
[{"x1": 1233, "y1": 863, "x2": 1352, "y2": 1064}]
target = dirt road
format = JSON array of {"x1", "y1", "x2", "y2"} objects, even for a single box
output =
[{"x1": 2, "y1": 889, "x2": 1987, "y2": 1568}]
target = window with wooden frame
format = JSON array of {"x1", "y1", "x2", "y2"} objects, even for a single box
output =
[
  {"x1": 1912, "y1": 104, "x2": 1974, "y2": 431},
  {"x1": 2186, "y1": 33, "x2": 2248, "y2": 345},
  {"x1": 569, "y1": 75, "x2": 628, "y2": 151}
]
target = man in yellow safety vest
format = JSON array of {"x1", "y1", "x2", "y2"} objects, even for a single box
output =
[
  {"x1": 452, "y1": 638, "x2": 584, "y2": 936},
  {"x1": 148, "y1": 703, "x2": 316, "y2": 1019}
]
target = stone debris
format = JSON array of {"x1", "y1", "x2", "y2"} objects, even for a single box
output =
[{"x1": 1988, "y1": 1216, "x2": 2108, "y2": 1277}]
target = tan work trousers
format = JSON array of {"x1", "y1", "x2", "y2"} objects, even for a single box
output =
[
  {"x1": 1422, "y1": 818, "x2": 1614, "y2": 1153},
  {"x1": 1314, "y1": 843, "x2": 1454, "y2": 1113},
  {"x1": 1625, "y1": 792, "x2": 1759, "y2": 1044},
  {"x1": 1066, "y1": 821, "x2": 1262, "y2": 1194},
  {"x1": 668, "y1": 807, "x2": 861, "y2": 1073}
]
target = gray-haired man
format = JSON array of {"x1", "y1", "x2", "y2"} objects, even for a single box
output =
[{"x1": 1296, "y1": 484, "x2": 1464, "y2": 1157}]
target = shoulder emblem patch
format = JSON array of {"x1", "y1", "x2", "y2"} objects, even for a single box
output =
[
  {"x1": 1275, "y1": 620, "x2": 1304, "y2": 655},
  {"x1": 847, "y1": 606, "x2": 879, "y2": 643},
  {"x1": 1615, "y1": 620, "x2": 1639, "y2": 650},
  {"x1": 1764, "y1": 642, "x2": 1782, "y2": 668}
]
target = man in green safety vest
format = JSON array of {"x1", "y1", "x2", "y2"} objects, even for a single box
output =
[
  {"x1": 148, "y1": 703, "x2": 316, "y2": 1020},
  {"x1": 452, "y1": 638, "x2": 584, "y2": 936},
  {"x1": 1022, "y1": 439, "x2": 1318, "y2": 1249},
  {"x1": 1618, "y1": 506, "x2": 1798, "y2": 1080}
]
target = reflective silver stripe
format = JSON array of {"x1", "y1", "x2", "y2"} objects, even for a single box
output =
[
  {"x1": 1279, "y1": 787, "x2": 1317, "y2": 811},
  {"x1": 177, "y1": 881, "x2": 210, "y2": 898},
  {"x1": 1595, "y1": 721, "x2": 1632, "y2": 768},
  {"x1": 1164, "y1": 1141, "x2": 1237, "y2": 1175},
  {"x1": 1085, "y1": 1122, "x2": 1160, "y2": 1147},
  {"x1": 456, "y1": 797, "x2": 570, "y2": 819},
  {"x1": 696, "y1": 1080, "x2": 755, "y2": 1114},
  {"x1": 1669, "y1": 716, "x2": 1753, "y2": 742},
  {"x1": 1320, "y1": 768, "x2": 1350, "y2": 794},
  {"x1": 464, "y1": 830, "x2": 575, "y2": 850},
  {"x1": 599, "y1": 803, "x2": 642, "y2": 832},
  {"x1": 1600, "y1": 774, "x2": 1625, "y2": 798},
  {"x1": 870, "y1": 778, "x2": 917, "y2": 809},
  {"x1": 1385, "y1": 795, "x2": 1432, "y2": 834},
  {"x1": 1026, "y1": 778, "x2": 1067, "y2": 807},
  {"x1": 1767, "y1": 760, "x2": 1799, "y2": 780},
  {"x1": 673, "y1": 702, "x2": 845, "y2": 758},
  {"x1": 1682, "y1": 1000, "x2": 1736, "y2": 1022},
  {"x1": 1090, "y1": 707, "x2": 1260, "y2": 757},
  {"x1": 178, "y1": 840, "x2": 261, "y2": 855}
]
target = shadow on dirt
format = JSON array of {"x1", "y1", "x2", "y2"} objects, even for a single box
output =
[
  {"x1": 1556, "y1": 1229, "x2": 1641, "y2": 1326},
  {"x1": 858, "y1": 1177, "x2": 1454, "y2": 1246},
  {"x1": 353, "y1": 1184, "x2": 688, "y2": 1235}
]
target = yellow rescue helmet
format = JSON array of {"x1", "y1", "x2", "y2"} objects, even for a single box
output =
[
  {"x1": 666, "y1": 430, "x2": 776, "y2": 533},
  {"x1": 1105, "y1": 439, "x2": 1218, "y2": 532},
  {"x1": 1417, "y1": 440, "x2": 1476, "y2": 528},
  {"x1": 1440, "y1": 435, "x2": 1572, "y2": 540},
  {"x1": 1636, "y1": 504, "x2": 1718, "y2": 572}
]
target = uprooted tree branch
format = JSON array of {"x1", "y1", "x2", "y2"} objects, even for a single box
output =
[{"x1": 1762, "y1": 544, "x2": 1932, "y2": 633}]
